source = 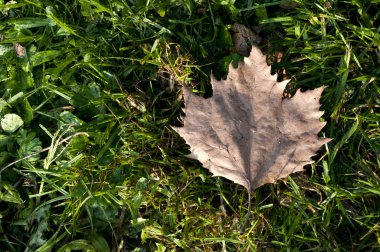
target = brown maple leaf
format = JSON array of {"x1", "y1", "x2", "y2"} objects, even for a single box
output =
[{"x1": 172, "y1": 46, "x2": 330, "y2": 192}]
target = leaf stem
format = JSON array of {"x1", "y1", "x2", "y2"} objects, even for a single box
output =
[{"x1": 240, "y1": 191, "x2": 252, "y2": 234}]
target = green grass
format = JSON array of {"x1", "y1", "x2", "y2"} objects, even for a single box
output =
[{"x1": 0, "y1": 0, "x2": 379, "y2": 251}]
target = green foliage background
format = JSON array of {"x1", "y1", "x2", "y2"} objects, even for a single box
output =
[{"x1": 0, "y1": 0, "x2": 379, "y2": 251}]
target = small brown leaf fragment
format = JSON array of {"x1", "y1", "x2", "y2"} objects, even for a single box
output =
[
  {"x1": 276, "y1": 51, "x2": 283, "y2": 63},
  {"x1": 280, "y1": 0, "x2": 299, "y2": 9},
  {"x1": 276, "y1": 51, "x2": 288, "y2": 77},
  {"x1": 232, "y1": 23, "x2": 261, "y2": 57},
  {"x1": 172, "y1": 46, "x2": 330, "y2": 192},
  {"x1": 13, "y1": 43, "x2": 26, "y2": 58}
]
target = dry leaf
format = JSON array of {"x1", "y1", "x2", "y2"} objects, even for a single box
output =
[
  {"x1": 13, "y1": 43, "x2": 26, "y2": 57},
  {"x1": 232, "y1": 23, "x2": 261, "y2": 57},
  {"x1": 280, "y1": 0, "x2": 299, "y2": 9},
  {"x1": 173, "y1": 46, "x2": 330, "y2": 192}
]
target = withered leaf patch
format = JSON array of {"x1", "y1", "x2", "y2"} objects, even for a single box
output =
[
  {"x1": 13, "y1": 43, "x2": 26, "y2": 58},
  {"x1": 232, "y1": 23, "x2": 260, "y2": 56},
  {"x1": 173, "y1": 46, "x2": 330, "y2": 192}
]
